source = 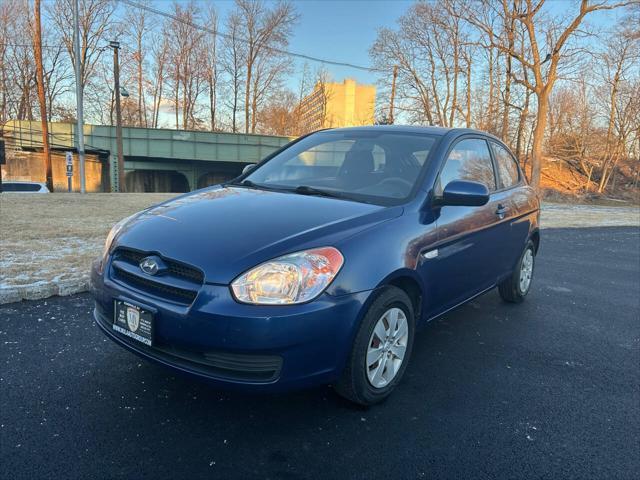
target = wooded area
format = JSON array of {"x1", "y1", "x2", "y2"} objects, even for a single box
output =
[{"x1": 0, "y1": 0, "x2": 638, "y2": 198}]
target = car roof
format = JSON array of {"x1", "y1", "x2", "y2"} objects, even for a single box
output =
[{"x1": 325, "y1": 124, "x2": 497, "y2": 139}]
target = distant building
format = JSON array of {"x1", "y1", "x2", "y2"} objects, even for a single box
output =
[{"x1": 297, "y1": 78, "x2": 376, "y2": 133}]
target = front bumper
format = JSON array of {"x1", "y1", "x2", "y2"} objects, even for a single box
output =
[{"x1": 91, "y1": 259, "x2": 371, "y2": 392}]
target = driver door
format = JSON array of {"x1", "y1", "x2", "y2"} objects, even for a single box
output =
[{"x1": 422, "y1": 137, "x2": 509, "y2": 315}]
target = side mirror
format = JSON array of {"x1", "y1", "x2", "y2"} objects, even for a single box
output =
[
  {"x1": 440, "y1": 180, "x2": 489, "y2": 207},
  {"x1": 242, "y1": 164, "x2": 256, "y2": 175}
]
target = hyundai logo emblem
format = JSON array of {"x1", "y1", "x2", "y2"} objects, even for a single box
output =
[{"x1": 139, "y1": 257, "x2": 160, "y2": 276}]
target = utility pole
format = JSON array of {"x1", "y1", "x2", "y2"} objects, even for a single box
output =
[
  {"x1": 388, "y1": 65, "x2": 399, "y2": 125},
  {"x1": 33, "y1": 0, "x2": 53, "y2": 192},
  {"x1": 110, "y1": 41, "x2": 125, "y2": 192},
  {"x1": 73, "y1": 0, "x2": 86, "y2": 193}
]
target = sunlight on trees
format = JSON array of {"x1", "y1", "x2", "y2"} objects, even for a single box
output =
[{"x1": 0, "y1": 0, "x2": 637, "y2": 196}]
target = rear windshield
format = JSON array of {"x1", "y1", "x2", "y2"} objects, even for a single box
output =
[{"x1": 244, "y1": 130, "x2": 439, "y2": 205}]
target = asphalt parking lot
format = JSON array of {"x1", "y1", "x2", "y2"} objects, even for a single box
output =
[{"x1": 1, "y1": 227, "x2": 639, "y2": 479}]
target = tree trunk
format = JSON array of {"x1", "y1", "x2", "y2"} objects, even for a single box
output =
[
  {"x1": 502, "y1": 58, "x2": 512, "y2": 142},
  {"x1": 465, "y1": 55, "x2": 471, "y2": 128},
  {"x1": 244, "y1": 54, "x2": 252, "y2": 134},
  {"x1": 209, "y1": 77, "x2": 216, "y2": 131},
  {"x1": 174, "y1": 65, "x2": 179, "y2": 129},
  {"x1": 137, "y1": 51, "x2": 144, "y2": 127},
  {"x1": 232, "y1": 85, "x2": 238, "y2": 133},
  {"x1": 530, "y1": 89, "x2": 549, "y2": 189},
  {"x1": 487, "y1": 47, "x2": 494, "y2": 131},
  {"x1": 33, "y1": 0, "x2": 53, "y2": 191},
  {"x1": 515, "y1": 90, "x2": 531, "y2": 160}
]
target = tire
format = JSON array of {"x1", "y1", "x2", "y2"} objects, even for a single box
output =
[
  {"x1": 334, "y1": 286, "x2": 415, "y2": 406},
  {"x1": 498, "y1": 240, "x2": 535, "y2": 303}
]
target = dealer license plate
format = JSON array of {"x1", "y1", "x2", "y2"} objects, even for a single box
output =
[{"x1": 113, "y1": 301, "x2": 154, "y2": 346}]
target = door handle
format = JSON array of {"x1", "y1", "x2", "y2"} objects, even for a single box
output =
[{"x1": 495, "y1": 204, "x2": 508, "y2": 218}]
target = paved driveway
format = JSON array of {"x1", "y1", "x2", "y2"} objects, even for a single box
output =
[{"x1": 1, "y1": 227, "x2": 638, "y2": 479}]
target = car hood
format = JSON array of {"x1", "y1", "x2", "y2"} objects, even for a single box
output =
[{"x1": 113, "y1": 186, "x2": 402, "y2": 284}]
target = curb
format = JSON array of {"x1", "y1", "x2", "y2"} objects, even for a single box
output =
[{"x1": 0, "y1": 277, "x2": 91, "y2": 305}]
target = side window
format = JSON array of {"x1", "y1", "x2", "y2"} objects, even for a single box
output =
[
  {"x1": 437, "y1": 138, "x2": 496, "y2": 194},
  {"x1": 491, "y1": 142, "x2": 520, "y2": 189}
]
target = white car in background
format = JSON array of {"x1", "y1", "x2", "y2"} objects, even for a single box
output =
[{"x1": 1, "y1": 181, "x2": 50, "y2": 193}]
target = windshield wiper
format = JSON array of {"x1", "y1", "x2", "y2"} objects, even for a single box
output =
[
  {"x1": 227, "y1": 179, "x2": 277, "y2": 191},
  {"x1": 293, "y1": 185, "x2": 346, "y2": 199},
  {"x1": 227, "y1": 179, "x2": 256, "y2": 187},
  {"x1": 229, "y1": 181, "x2": 347, "y2": 199}
]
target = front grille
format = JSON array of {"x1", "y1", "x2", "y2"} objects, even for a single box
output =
[
  {"x1": 110, "y1": 248, "x2": 203, "y2": 304},
  {"x1": 116, "y1": 248, "x2": 204, "y2": 283},
  {"x1": 114, "y1": 268, "x2": 197, "y2": 303}
]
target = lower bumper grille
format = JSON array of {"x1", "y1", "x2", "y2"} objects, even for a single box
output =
[{"x1": 94, "y1": 304, "x2": 282, "y2": 383}]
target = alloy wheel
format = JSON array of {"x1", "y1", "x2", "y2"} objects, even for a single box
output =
[
  {"x1": 519, "y1": 248, "x2": 534, "y2": 294},
  {"x1": 366, "y1": 307, "x2": 409, "y2": 389}
]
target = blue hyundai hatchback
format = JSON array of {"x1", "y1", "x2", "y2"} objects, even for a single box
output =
[{"x1": 92, "y1": 126, "x2": 540, "y2": 405}]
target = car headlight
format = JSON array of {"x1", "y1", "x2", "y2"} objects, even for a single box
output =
[
  {"x1": 231, "y1": 247, "x2": 344, "y2": 305},
  {"x1": 100, "y1": 214, "x2": 136, "y2": 270}
]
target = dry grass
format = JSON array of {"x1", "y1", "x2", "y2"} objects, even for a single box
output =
[
  {"x1": 0, "y1": 193, "x2": 176, "y2": 294},
  {"x1": 537, "y1": 157, "x2": 640, "y2": 205}
]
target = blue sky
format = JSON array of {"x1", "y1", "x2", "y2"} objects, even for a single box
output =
[
  {"x1": 262, "y1": 0, "x2": 414, "y2": 85},
  {"x1": 191, "y1": 0, "x2": 416, "y2": 86},
  {"x1": 190, "y1": 0, "x2": 621, "y2": 87}
]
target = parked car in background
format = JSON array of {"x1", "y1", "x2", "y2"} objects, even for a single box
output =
[
  {"x1": 91, "y1": 125, "x2": 540, "y2": 405},
  {"x1": 1, "y1": 181, "x2": 50, "y2": 193}
]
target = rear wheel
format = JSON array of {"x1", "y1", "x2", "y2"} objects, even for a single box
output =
[
  {"x1": 498, "y1": 240, "x2": 535, "y2": 303},
  {"x1": 334, "y1": 286, "x2": 415, "y2": 406}
]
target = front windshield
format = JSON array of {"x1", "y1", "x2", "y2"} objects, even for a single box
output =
[{"x1": 242, "y1": 130, "x2": 439, "y2": 205}]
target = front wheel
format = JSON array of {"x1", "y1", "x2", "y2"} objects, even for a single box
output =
[
  {"x1": 498, "y1": 240, "x2": 536, "y2": 303},
  {"x1": 334, "y1": 286, "x2": 415, "y2": 406}
]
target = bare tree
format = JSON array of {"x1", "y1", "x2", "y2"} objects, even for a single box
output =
[
  {"x1": 596, "y1": 24, "x2": 640, "y2": 192},
  {"x1": 121, "y1": 0, "x2": 153, "y2": 127},
  {"x1": 222, "y1": 11, "x2": 246, "y2": 133},
  {"x1": 49, "y1": 0, "x2": 116, "y2": 93},
  {"x1": 1, "y1": 0, "x2": 37, "y2": 122},
  {"x1": 204, "y1": 6, "x2": 219, "y2": 131},
  {"x1": 235, "y1": 0, "x2": 297, "y2": 133},
  {"x1": 466, "y1": 0, "x2": 632, "y2": 189},
  {"x1": 164, "y1": 1, "x2": 207, "y2": 130},
  {"x1": 0, "y1": 0, "x2": 12, "y2": 123},
  {"x1": 256, "y1": 89, "x2": 297, "y2": 135},
  {"x1": 370, "y1": 0, "x2": 471, "y2": 127},
  {"x1": 149, "y1": 33, "x2": 168, "y2": 128}
]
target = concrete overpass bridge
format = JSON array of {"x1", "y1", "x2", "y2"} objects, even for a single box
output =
[{"x1": 2, "y1": 121, "x2": 291, "y2": 192}]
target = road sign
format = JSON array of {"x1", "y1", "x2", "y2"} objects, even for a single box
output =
[
  {"x1": 65, "y1": 151, "x2": 74, "y2": 177},
  {"x1": 66, "y1": 151, "x2": 73, "y2": 192}
]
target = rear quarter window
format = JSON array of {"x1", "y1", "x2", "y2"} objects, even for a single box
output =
[{"x1": 491, "y1": 142, "x2": 520, "y2": 189}]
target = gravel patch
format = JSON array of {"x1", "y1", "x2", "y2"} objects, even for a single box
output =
[{"x1": 541, "y1": 203, "x2": 640, "y2": 228}]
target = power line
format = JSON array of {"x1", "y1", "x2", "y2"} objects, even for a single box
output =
[
  {"x1": 2, "y1": 43, "x2": 66, "y2": 50},
  {"x1": 118, "y1": 0, "x2": 385, "y2": 73}
]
